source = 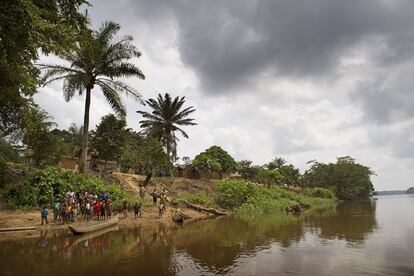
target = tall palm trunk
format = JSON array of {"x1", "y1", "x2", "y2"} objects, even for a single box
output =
[
  {"x1": 79, "y1": 87, "x2": 91, "y2": 173},
  {"x1": 166, "y1": 134, "x2": 171, "y2": 160}
]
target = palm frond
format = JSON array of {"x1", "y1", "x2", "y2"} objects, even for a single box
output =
[
  {"x1": 96, "y1": 80, "x2": 127, "y2": 117},
  {"x1": 102, "y1": 62, "x2": 145, "y2": 79},
  {"x1": 136, "y1": 111, "x2": 164, "y2": 122},
  {"x1": 38, "y1": 65, "x2": 84, "y2": 86},
  {"x1": 97, "y1": 78, "x2": 143, "y2": 103},
  {"x1": 96, "y1": 21, "x2": 120, "y2": 47},
  {"x1": 63, "y1": 76, "x2": 84, "y2": 101}
]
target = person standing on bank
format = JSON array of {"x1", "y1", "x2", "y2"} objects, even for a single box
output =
[{"x1": 41, "y1": 206, "x2": 49, "y2": 225}]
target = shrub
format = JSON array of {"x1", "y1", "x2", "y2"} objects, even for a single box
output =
[
  {"x1": 4, "y1": 166, "x2": 136, "y2": 207},
  {"x1": 215, "y1": 179, "x2": 254, "y2": 209},
  {"x1": 183, "y1": 193, "x2": 213, "y2": 206},
  {"x1": 215, "y1": 179, "x2": 336, "y2": 215},
  {"x1": 305, "y1": 187, "x2": 335, "y2": 199}
]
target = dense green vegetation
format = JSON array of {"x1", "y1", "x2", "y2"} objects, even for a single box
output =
[
  {"x1": 302, "y1": 156, "x2": 375, "y2": 200},
  {"x1": 215, "y1": 179, "x2": 336, "y2": 215},
  {"x1": 4, "y1": 166, "x2": 136, "y2": 209},
  {"x1": 237, "y1": 155, "x2": 374, "y2": 201},
  {"x1": 1, "y1": 0, "x2": 87, "y2": 137},
  {"x1": 123, "y1": 137, "x2": 172, "y2": 176},
  {"x1": 90, "y1": 114, "x2": 129, "y2": 165},
  {"x1": 193, "y1": 146, "x2": 238, "y2": 177},
  {"x1": 181, "y1": 193, "x2": 214, "y2": 206},
  {"x1": 238, "y1": 158, "x2": 299, "y2": 187}
]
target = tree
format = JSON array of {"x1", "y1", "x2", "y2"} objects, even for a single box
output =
[
  {"x1": 137, "y1": 93, "x2": 196, "y2": 161},
  {"x1": 67, "y1": 123, "x2": 83, "y2": 156},
  {"x1": 258, "y1": 168, "x2": 284, "y2": 187},
  {"x1": 40, "y1": 21, "x2": 145, "y2": 173},
  {"x1": 264, "y1": 156, "x2": 287, "y2": 170},
  {"x1": 120, "y1": 135, "x2": 171, "y2": 182},
  {"x1": 182, "y1": 156, "x2": 192, "y2": 167},
  {"x1": 238, "y1": 160, "x2": 259, "y2": 181},
  {"x1": 278, "y1": 164, "x2": 301, "y2": 186},
  {"x1": 21, "y1": 105, "x2": 65, "y2": 166},
  {"x1": 193, "y1": 146, "x2": 237, "y2": 177},
  {"x1": 0, "y1": 0, "x2": 87, "y2": 136},
  {"x1": 90, "y1": 114, "x2": 128, "y2": 167},
  {"x1": 192, "y1": 152, "x2": 222, "y2": 179},
  {"x1": 137, "y1": 138, "x2": 171, "y2": 180},
  {"x1": 50, "y1": 123, "x2": 83, "y2": 157},
  {"x1": 119, "y1": 131, "x2": 144, "y2": 173},
  {"x1": 0, "y1": 138, "x2": 21, "y2": 163},
  {"x1": 302, "y1": 156, "x2": 375, "y2": 200}
]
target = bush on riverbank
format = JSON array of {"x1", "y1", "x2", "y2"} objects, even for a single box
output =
[
  {"x1": 215, "y1": 179, "x2": 336, "y2": 215},
  {"x1": 304, "y1": 187, "x2": 335, "y2": 199},
  {"x1": 215, "y1": 179, "x2": 255, "y2": 209},
  {"x1": 182, "y1": 193, "x2": 214, "y2": 206},
  {"x1": 3, "y1": 166, "x2": 136, "y2": 209}
]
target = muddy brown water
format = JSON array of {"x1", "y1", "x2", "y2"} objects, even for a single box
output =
[{"x1": 0, "y1": 195, "x2": 413, "y2": 275}]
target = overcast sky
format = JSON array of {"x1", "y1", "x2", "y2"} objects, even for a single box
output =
[{"x1": 35, "y1": 0, "x2": 414, "y2": 191}]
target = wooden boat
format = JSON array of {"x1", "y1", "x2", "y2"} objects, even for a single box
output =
[
  {"x1": 68, "y1": 216, "x2": 119, "y2": 235},
  {"x1": 0, "y1": 226, "x2": 37, "y2": 232},
  {"x1": 70, "y1": 225, "x2": 118, "y2": 246}
]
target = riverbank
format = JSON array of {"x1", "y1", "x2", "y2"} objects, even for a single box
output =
[
  {"x1": 0, "y1": 205, "x2": 213, "y2": 239},
  {"x1": 1, "y1": 169, "x2": 336, "y2": 240}
]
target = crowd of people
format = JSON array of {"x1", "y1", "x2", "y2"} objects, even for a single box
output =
[
  {"x1": 42, "y1": 191, "x2": 113, "y2": 225},
  {"x1": 41, "y1": 186, "x2": 170, "y2": 225}
]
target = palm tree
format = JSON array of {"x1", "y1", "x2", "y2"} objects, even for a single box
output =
[
  {"x1": 137, "y1": 93, "x2": 196, "y2": 160},
  {"x1": 265, "y1": 157, "x2": 287, "y2": 170},
  {"x1": 39, "y1": 21, "x2": 145, "y2": 173}
]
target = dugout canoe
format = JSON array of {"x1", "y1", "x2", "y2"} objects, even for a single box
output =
[
  {"x1": 70, "y1": 225, "x2": 118, "y2": 246},
  {"x1": 0, "y1": 226, "x2": 37, "y2": 233},
  {"x1": 68, "y1": 216, "x2": 119, "y2": 235}
]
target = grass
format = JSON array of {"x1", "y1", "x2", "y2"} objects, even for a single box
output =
[{"x1": 215, "y1": 179, "x2": 336, "y2": 215}]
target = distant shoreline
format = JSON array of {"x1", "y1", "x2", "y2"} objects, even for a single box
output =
[{"x1": 374, "y1": 188, "x2": 414, "y2": 196}]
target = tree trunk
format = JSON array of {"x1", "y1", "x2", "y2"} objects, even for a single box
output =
[
  {"x1": 143, "y1": 172, "x2": 152, "y2": 187},
  {"x1": 166, "y1": 132, "x2": 171, "y2": 160},
  {"x1": 79, "y1": 87, "x2": 91, "y2": 173}
]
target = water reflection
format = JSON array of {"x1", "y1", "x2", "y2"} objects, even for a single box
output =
[
  {"x1": 1, "y1": 197, "x2": 413, "y2": 276},
  {"x1": 305, "y1": 200, "x2": 377, "y2": 244}
]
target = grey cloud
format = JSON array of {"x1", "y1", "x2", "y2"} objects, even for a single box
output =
[
  {"x1": 368, "y1": 125, "x2": 414, "y2": 159},
  {"x1": 350, "y1": 61, "x2": 414, "y2": 124},
  {"x1": 147, "y1": 0, "x2": 414, "y2": 92}
]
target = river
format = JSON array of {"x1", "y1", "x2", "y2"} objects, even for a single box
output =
[{"x1": 1, "y1": 195, "x2": 413, "y2": 275}]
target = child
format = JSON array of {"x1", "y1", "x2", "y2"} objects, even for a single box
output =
[
  {"x1": 151, "y1": 189, "x2": 158, "y2": 207},
  {"x1": 139, "y1": 186, "x2": 146, "y2": 202},
  {"x1": 100, "y1": 201, "x2": 107, "y2": 220},
  {"x1": 94, "y1": 200, "x2": 100, "y2": 220},
  {"x1": 134, "y1": 202, "x2": 142, "y2": 219},
  {"x1": 53, "y1": 201, "x2": 60, "y2": 223},
  {"x1": 61, "y1": 203, "x2": 68, "y2": 225},
  {"x1": 41, "y1": 206, "x2": 49, "y2": 225},
  {"x1": 123, "y1": 200, "x2": 128, "y2": 218},
  {"x1": 159, "y1": 203, "x2": 166, "y2": 218},
  {"x1": 106, "y1": 199, "x2": 112, "y2": 218},
  {"x1": 72, "y1": 204, "x2": 78, "y2": 222},
  {"x1": 67, "y1": 203, "x2": 72, "y2": 222},
  {"x1": 85, "y1": 201, "x2": 91, "y2": 221}
]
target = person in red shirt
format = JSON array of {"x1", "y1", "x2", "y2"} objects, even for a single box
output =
[{"x1": 94, "y1": 200, "x2": 101, "y2": 220}]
